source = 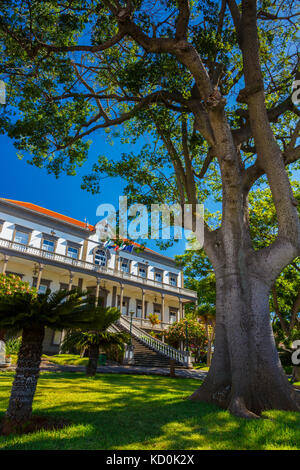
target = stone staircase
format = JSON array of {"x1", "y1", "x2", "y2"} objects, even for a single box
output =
[{"x1": 113, "y1": 316, "x2": 192, "y2": 368}]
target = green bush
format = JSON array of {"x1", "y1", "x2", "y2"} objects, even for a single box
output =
[{"x1": 5, "y1": 337, "x2": 22, "y2": 355}]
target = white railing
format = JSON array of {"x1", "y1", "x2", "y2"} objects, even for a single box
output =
[
  {"x1": 0, "y1": 237, "x2": 197, "y2": 299},
  {"x1": 107, "y1": 323, "x2": 121, "y2": 334},
  {"x1": 117, "y1": 315, "x2": 191, "y2": 366}
]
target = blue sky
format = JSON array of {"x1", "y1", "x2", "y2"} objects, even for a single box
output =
[{"x1": 0, "y1": 131, "x2": 188, "y2": 257}]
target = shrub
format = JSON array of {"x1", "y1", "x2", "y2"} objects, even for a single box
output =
[{"x1": 5, "y1": 337, "x2": 22, "y2": 355}]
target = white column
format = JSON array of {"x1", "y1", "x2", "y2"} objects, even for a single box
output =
[
  {"x1": 120, "y1": 284, "x2": 124, "y2": 314},
  {"x1": 141, "y1": 289, "x2": 145, "y2": 326},
  {"x1": 2, "y1": 255, "x2": 9, "y2": 274},
  {"x1": 161, "y1": 294, "x2": 165, "y2": 326},
  {"x1": 179, "y1": 298, "x2": 183, "y2": 320},
  {"x1": 95, "y1": 277, "x2": 101, "y2": 306},
  {"x1": 36, "y1": 264, "x2": 44, "y2": 291},
  {"x1": 68, "y1": 271, "x2": 74, "y2": 291}
]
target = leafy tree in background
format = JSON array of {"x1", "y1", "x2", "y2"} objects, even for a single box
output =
[
  {"x1": 0, "y1": 0, "x2": 299, "y2": 417},
  {"x1": 249, "y1": 183, "x2": 300, "y2": 346},
  {"x1": 165, "y1": 318, "x2": 207, "y2": 363},
  {"x1": 176, "y1": 249, "x2": 216, "y2": 318},
  {"x1": 175, "y1": 251, "x2": 216, "y2": 366}
]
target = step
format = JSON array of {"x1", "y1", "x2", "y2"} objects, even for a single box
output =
[{"x1": 115, "y1": 321, "x2": 186, "y2": 367}]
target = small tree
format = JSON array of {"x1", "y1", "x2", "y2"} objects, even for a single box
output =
[
  {"x1": 61, "y1": 307, "x2": 128, "y2": 376},
  {"x1": 197, "y1": 313, "x2": 216, "y2": 367},
  {"x1": 0, "y1": 288, "x2": 98, "y2": 428},
  {"x1": 165, "y1": 318, "x2": 207, "y2": 362},
  {"x1": 148, "y1": 313, "x2": 161, "y2": 328}
]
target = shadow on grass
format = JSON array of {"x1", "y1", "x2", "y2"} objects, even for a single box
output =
[{"x1": 0, "y1": 372, "x2": 299, "y2": 450}]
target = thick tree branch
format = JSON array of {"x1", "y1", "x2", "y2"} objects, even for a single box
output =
[
  {"x1": 194, "y1": 149, "x2": 214, "y2": 180},
  {"x1": 290, "y1": 289, "x2": 300, "y2": 331},
  {"x1": 175, "y1": 0, "x2": 190, "y2": 40},
  {"x1": 233, "y1": 96, "x2": 299, "y2": 145},
  {"x1": 239, "y1": 0, "x2": 300, "y2": 268},
  {"x1": 181, "y1": 117, "x2": 198, "y2": 205}
]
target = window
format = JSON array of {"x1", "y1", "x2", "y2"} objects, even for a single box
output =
[
  {"x1": 52, "y1": 330, "x2": 62, "y2": 346},
  {"x1": 95, "y1": 249, "x2": 106, "y2": 266},
  {"x1": 154, "y1": 305, "x2": 162, "y2": 321},
  {"x1": 118, "y1": 297, "x2": 128, "y2": 315},
  {"x1": 14, "y1": 230, "x2": 29, "y2": 245},
  {"x1": 42, "y1": 239, "x2": 55, "y2": 252},
  {"x1": 169, "y1": 275, "x2": 177, "y2": 286},
  {"x1": 139, "y1": 266, "x2": 147, "y2": 278},
  {"x1": 169, "y1": 311, "x2": 177, "y2": 324},
  {"x1": 155, "y1": 271, "x2": 162, "y2": 283},
  {"x1": 136, "y1": 302, "x2": 142, "y2": 318},
  {"x1": 67, "y1": 246, "x2": 78, "y2": 259},
  {"x1": 38, "y1": 284, "x2": 48, "y2": 294},
  {"x1": 120, "y1": 258, "x2": 130, "y2": 273},
  {"x1": 121, "y1": 300, "x2": 127, "y2": 315}
]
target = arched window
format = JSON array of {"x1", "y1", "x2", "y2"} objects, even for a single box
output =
[{"x1": 94, "y1": 249, "x2": 107, "y2": 266}]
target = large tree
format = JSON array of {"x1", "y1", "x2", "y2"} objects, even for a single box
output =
[
  {"x1": 177, "y1": 184, "x2": 300, "y2": 366},
  {"x1": 0, "y1": 0, "x2": 299, "y2": 417}
]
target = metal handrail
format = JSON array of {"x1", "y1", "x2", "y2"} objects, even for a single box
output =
[
  {"x1": 117, "y1": 315, "x2": 188, "y2": 365},
  {"x1": 0, "y1": 237, "x2": 197, "y2": 299}
]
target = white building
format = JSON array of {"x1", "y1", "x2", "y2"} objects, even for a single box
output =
[{"x1": 0, "y1": 198, "x2": 197, "y2": 355}]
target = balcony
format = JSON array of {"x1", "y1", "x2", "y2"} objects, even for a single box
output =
[{"x1": 0, "y1": 237, "x2": 197, "y2": 301}]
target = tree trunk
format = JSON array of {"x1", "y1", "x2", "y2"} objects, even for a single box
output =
[
  {"x1": 292, "y1": 367, "x2": 300, "y2": 382},
  {"x1": 86, "y1": 344, "x2": 99, "y2": 376},
  {"x1": 5, "y1": 326, "x2": 45, "y2": 424},
  {"x1": 206, "y1": 339, "x2": 212, "y2": 367},
  {"x1": 189, "y1": 270, "x2": 300, "y2": 418}
]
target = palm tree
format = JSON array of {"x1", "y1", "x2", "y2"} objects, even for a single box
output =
[
  {"x1": 61, "y1": 307, "x2": 129, "y2": 376},
  {"x1": 0, "y1": 288, "x2": 98, "y2": 426}
]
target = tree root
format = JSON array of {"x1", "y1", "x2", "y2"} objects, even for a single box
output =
[
  {"x1": 228, "y1": 396, "x2": 260, "y2": 419},
  {"x1": 188, "y1": 381, "x2": 300, "y2": 418}
]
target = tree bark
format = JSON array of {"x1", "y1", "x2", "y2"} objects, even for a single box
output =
[
  {"x1": 189, "y1": 268, "x2": 300, "y2": 417},
  {"x1": 293, "y1": 367, "x2": 300, "y2": 382},
  {"x1": 86, "y1": 344, "x2": 99, "y2": 376},
  {"x1": 5, "y1": 326, "x2": 45, "y2": 424}
]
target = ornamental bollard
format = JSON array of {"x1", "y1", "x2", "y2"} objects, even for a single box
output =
[
  {"x1": 124, "y1": 343, "x2": 135, "y2": 365},
  {"x1": 0, "y1": 340, "x2": 5, "y2": 365},
  {"x1": 184, "y1": 351, "x2": 193, "y2": 369},
  {"x1": 0, "y1": 340, "x2": 9, "y2": 368}
]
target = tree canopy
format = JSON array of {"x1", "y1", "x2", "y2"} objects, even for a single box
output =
[{"x1": 0, "y1": 0, "x2": 299, "y2": 417}]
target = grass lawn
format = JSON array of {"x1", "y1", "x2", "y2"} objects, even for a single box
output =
[
  {"x1": 42, "y1": 354, "x2": 88, "y2": 366},
  {"x1": 0, "y1": 372, "x2": 299, "y2": 450},
  {"x1": 193, "y1": 363, "x2": 210, "y2": 372},
  {"x1": 9, "y1": 353, "x2": 88, "y2": 366}
]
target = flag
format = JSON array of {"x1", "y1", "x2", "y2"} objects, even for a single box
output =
[{"x1": 122, "y1": 245, "x2": 134, "y2": 253}]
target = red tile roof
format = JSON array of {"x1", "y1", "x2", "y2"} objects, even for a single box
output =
[
  {"x1": 2, "y1": 199, "x2": 94, "y2": 231},
  {"x1": 2, "y1": 198, "x2": 174, "y2": 260}
]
